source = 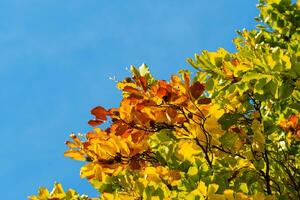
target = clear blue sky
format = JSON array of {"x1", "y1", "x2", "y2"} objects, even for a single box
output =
[{"x1": 0, "y1": 1, "x2": 258, "y2": 199}]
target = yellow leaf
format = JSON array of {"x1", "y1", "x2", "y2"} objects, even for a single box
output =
[
  {"x1": 151, "y1": 197, "x2": 160, "y2": 200},
  {"x1": 80, "y1": 163, "x2": 97, "y2": 179},
  {"x1": 204, "y1": 116, "x2": 224, "y2": 143},
  {"x1": 33, "y1": 187, "x2": 50, "y2": 200},
  {"x1": 101, "y1": 192, "x2": 115, "y2": 200},
  {"x1": 65, "y1": 141, "x2": 78, "y2": 148},
  {"x1": 177, "y1": 140, "x2": 201, "y2": 162},
  {"x1": 187, "y1": 166, "x2": 198, "y2": 177},
  {"x1": 251, "y1": 192, "x2": 266, "y2": 200},
  {"x1": 207, "y1": 194, "x2": 225, "y2": 200},
  {"x1": 197, "y1": 181, "x2": 207, "y2": 196},
  {"x1": 27, "y1": 197, "x2": 39, "y2": 200},
  {"x1": 239, "y1": 183, "x2": 248, "y2": 194},
  {"x1": 208, "y1": 104, "x2": 224, "y2": 120},
  {"x1": 281, "y1": 54, "x2": 291, "y2": 69},
  {"x1": 252, "y1": 120, "x2": 265, "y2": 151},
  {"x1": 64, "y1": 150, "x2": 86, "y2": 161},
  {"x1": 223, "y1": 190, "x2": 234, "y2": 200},
  {"x1": 266, "y1": 55, "x2": 276, "y2": 69},
  {"x1": 116, "y1": 139, "x2": 130, "y2": 157},
  {"x1": 143, "y1": 167, "x2": 160, "y2": 182},
  {"x1": 50, "y1": 183, "x2": 66, "y2": 198},
  {"x1": 207, "y1": 184, "x2": 219, "y2": 195}
]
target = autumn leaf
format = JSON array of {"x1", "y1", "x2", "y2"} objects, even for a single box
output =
[
  {"x1": 289, "y1": 115, "x2": 298, "y2": 127},
  {"x1": 50, "y1": 2, "x2": 300, "y2": 199},
  {"x1": 88, "y1": 119, "x2": 105, "y2": 126},
  {"x1": 91, "y1": 106, "x2": 109, "y2": 120},
  {"x1": 123, "y1": 86, "x2": 140, "y2": 94},
  {"x1": 65, "y1": 141, "x2": 78, "y2": 148},
  {"x1": 156, "y1": 87, "x2": 168, "y2": 99},
  {"x1": 197, "y1": 98, "x2": 211, "y2": 104},
  {"x1": 190, "y1": 82, "x2": 205, "y2": 99},
  {"x1": 64, "y1": 150, "x2": 86, "y2": 161},
  {"x1": 139, "y1": 76, "x2": 148, "y2": 91}
]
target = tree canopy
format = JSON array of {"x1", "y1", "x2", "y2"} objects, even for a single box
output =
[{"x1": 29, "y1": 0, "x2": 300, "y2": 199}]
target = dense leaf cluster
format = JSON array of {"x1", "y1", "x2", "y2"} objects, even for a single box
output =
[{"x1": 30, "y1": 0, "x2": 300, "y2": 199}]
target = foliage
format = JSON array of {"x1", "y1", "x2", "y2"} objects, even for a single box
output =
[
  {"x1": 28, "y1": 183, "x2": 96, "y2": 200},
  {"x1": 30, "y1": 0, "x2": 300, "y2": 199}
]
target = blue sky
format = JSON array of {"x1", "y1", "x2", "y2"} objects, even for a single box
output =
[{"x1": 0, "y1": 1, "x2": 258, "y2": 199}]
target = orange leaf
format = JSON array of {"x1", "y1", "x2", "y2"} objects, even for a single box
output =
[
  {"x1": 130, "y1": 130, "x2": 145, "y2": 144},
  {"x1": 171, "y1": 75, "x2": 181, "y2": 84},
  {"x1": 223, "y1": 66, "x2": 233, "y2": 78},
  {"x1": 158, "y1": 80, "x2": 169, "y2": 89},
  {"x1": 136, "y1": 103, "x2": 145, "y2": 111},
  {"x1": 166, "y1": 108, "x2": 177, "y2": 119},
  {"x1": 172, "y1": 95, "x2": 188, "y2": 105},
  {"x1": 183, "y1": 73, "x2": 190, "y2": 89},
  {"x1": 115, "y1": 124, "x2": 128, "y2": 136},
  {"x1": 139, "y1": 77, "x2": 148, "y2": 91},
  {"x1": 108, "y1": 108, "x2": 119, "y2": 115},
  {"x1": 88, "y1": 119, "x2": 104, "y2": 126},
  {"x1": 155, "y1": 110, "x2": 168, "y2": 123},
  {"x1": 289, "y1": 115, "x2": 298, "y2": 127},
  {"x1": 123, "y1": 86, "x2": 140, "y2": 94},
  {"x1": 157, "y1": 87, "x2": 168, "y2": 98},
  {"x1": 231, "y1": 58, "x2": 239, "y2": 66},
  {"x1": 86, "y1": 131, "x2": 98, "y2": 140},
  {"x1": 91, "y1": 106, "x2": 109, "y2": 120},
  {"x1": 121, "y1": 129, "x2": 132, "y2": 138}
]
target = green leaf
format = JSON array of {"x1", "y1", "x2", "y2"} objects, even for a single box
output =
[
  {"x1": 218, "y1": 113, "x2": 242, "y2": 130},
  {"x1": 264, "y1": 79, "x2": 278, "y2": 98},
  {"x1": 219, "y1": 132, "x2": 239, "y2": 149},
  {"x1": 279, "y1": 82, "x2": 294, "y2": 99},
  {"x1": 253, "y1": 159, "x2": 265, "y2": 170},
  {"x1": 241, "y1": 72, "x2": 272, "y2": 83},
  {"x1": 289, "y1": 103, "x2": 300, "y2": 111},
  {"x1": 206, "y1": 78, "x2": 215, "y2": 91},
  {"x1": 130, "y1": 65, "x2": 140, "y2": 77},
  {"x1": 292, "y1": 90, "x2": 300, "y2": 101}
]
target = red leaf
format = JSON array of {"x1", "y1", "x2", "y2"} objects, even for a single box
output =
[
  {"x1": 88, "y1": 119, "x2": 104, "y2": 126},
  {"x1": 231, "y1": 127, "x2": 240, "y2": 133},
  {"x1": 166, "y1": 108, "x2": 177, "y2": 118},
  {"x1": 129, "y1": 160, "x2": 142, "y2": 170},
  {"x1": 123, "y1": 86, "x2": 140, "y2": 94},
  {"x1": 108, "y1": 108, "x2": 120, "y2": 116},
  {"x1": 190, "y1": 82, "x2": 205, "y2": 99},
  {"x1": 289, "y1": 115, "x2": 298, "y2": 127},
  {"x1": 197, "y1": 98, "x2": 211, "y2": 104},
  {"x1": 157, "y1": 87, "x2": 168, "y2": 98},
  {"x1": 91, "y1": 106, "x2": 109, "y2": 120},
  {"x1": 139, "y1": 77, "x2": 148, "y2": 91},
  {"x1": 122, "y1": 129, "x2": 132, "y2": 138},
  {"x1": 126, "y1": 94, "x2": 144, "y2": 101},
  {"x1": 136, "y1": 103, "x2": 145, "y2": 111}
]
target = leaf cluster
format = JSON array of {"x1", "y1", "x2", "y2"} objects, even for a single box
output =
[{"x1": 30, "y1": 0, "x2": 300, "y2": 199}]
